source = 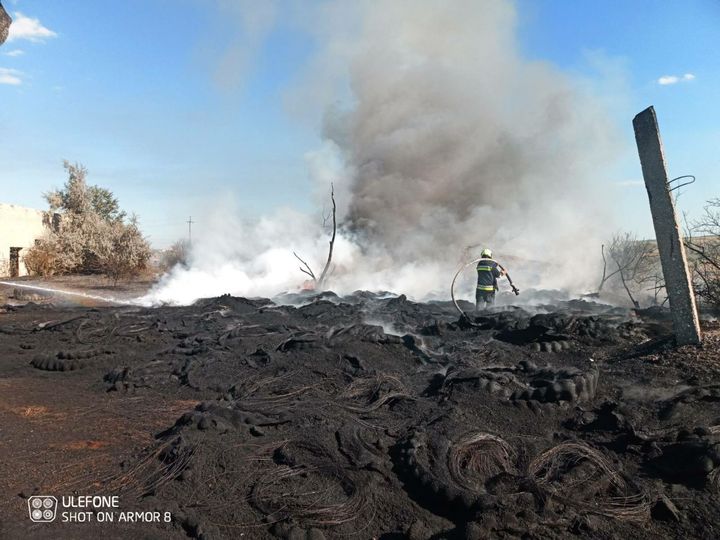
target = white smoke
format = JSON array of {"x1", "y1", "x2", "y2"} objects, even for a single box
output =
[
  {"x1": 142, "y1": 0, "x2": 622, "y2": 306},
  {"x1": 142, "y1": 201, "x2": 450, "y2": 304}
]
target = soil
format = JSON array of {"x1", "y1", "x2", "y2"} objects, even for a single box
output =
[{"x1": 1, "y1": 290, "x2": 719, "y2": 539}]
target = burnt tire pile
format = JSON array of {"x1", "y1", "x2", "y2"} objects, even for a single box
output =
[
  {"x1": 440, "y1": 360, "x2": 600, "y2": 405},
  {"x1": 31, "y1": 348, "x2": 113, "y2": 372},
  {"x1": 8, "y1": 291, "x2": 720, "y2": 539}
]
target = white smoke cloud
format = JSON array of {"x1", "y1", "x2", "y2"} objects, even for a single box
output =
[
  {"x1": 206, "y1": 0, "x2": 278, "y2": 91},
  {"x1": 143, "y1": 203, "x2": 363, "y2": 305},
  {"x1": 143, "y1": 0, "x2": 622, "y2": 306}
]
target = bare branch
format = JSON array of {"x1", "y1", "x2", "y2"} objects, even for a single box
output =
[
  {"x1": 683, "y1": 198, "x2": 720, "y2": 309},
  {"x1": 684, "y1": 241, "x2": 720, "y2": 273},
  {"x1": 596, "y1": 244, "x2": 608, "y2": 293},
  {"x1": 293, "y1": 251, "x2": 316, "y2": 281},
  {"x1": 596, "y1": 243, "x2": 627, "y2": 293},
  {"x1": 616, "y1": 261, "x2": 639, "y2": 308},
  {"x1": 600, "y1": 232, "x2": 659, "y2": 307}
]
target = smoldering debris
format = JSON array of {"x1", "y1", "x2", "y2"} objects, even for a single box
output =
[{"x1": 2, "y1": 292, "x2": 720, "y2": 539}]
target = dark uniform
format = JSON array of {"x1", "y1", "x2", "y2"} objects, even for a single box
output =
[{"x1": 476, "y1": 258, "x2": 502, "y2": 310}]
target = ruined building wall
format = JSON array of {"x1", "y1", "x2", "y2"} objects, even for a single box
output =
[{"x1": 0, "y1": 203, "x2": 49, "y2": 277}]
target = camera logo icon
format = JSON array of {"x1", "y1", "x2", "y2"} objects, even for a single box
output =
[{"x1": 27, "y1": 496, "x2": 58, "y2": 523}]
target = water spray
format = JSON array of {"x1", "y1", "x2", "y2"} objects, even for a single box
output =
[{"x1": 0, "y1": 281, "x2": 136, "y2": 306}]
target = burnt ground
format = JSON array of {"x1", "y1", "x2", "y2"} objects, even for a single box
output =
[{"x1": 0, "y1": 291, "x2": 719, "y2": 539}]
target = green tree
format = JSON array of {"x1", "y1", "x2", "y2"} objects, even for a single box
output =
[
  {"x1": 45, "y1": 161, "x2": 125, "y2": 222},
  {"x1": 89, "y1": 185, "x2": 126, "y2": 222},
  {"x1": 24, "y1": 160, "x2": 150, "y2": 278}
]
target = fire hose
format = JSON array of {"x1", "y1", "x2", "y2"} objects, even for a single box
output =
[{"x1": 451, "y1": 258, "x2": 520, "y2": 323}]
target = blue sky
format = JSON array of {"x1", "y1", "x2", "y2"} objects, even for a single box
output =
[
  {"x1": 518, "y1": 0, "x2": 720, "y2": 233},
  {"x1": 1, "y1": 0, "x2": 718, "y2": 247}
]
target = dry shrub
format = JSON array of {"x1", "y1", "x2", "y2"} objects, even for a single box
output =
[
  {"x1": 685, "y1": 199, "x2": 720, "y2": 310},
  {"x1": 23, "y1": 240, "x2": 59, "y2": 277},
  {"x1": 159, "y1": 240, "x2": 190, "y2": 272},
  {"x1": 596, "y1": 233, "x2": 659, "y2": 307},
  {"x1": 99, "y1": 219, "x2": 151, "y2": 282},
  {"x1": 32, "y1": 214, "x2": 150, "y2": 279},
  {"x1": 37, "y1": 213, "x2": 96, "y2": 273}
]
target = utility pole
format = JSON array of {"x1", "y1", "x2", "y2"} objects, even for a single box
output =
[
  {"x1": 187, "y1": 216, "x2": 194, "y2": 246},
  {"x1": 633, "y1": 106, "x2": 701, "y2": 346}
]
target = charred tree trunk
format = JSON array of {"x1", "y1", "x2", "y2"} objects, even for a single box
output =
[
  {"x1": 316, "y1": 184, "x2": 336, "y2": 288},
  {"x1": 293, "y1": 184, "x2": 337, "y2": 290}
]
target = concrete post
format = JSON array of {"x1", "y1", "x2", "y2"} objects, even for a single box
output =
[{"x1": 633, "y1": 106, "x2": 701, "y2": 345}]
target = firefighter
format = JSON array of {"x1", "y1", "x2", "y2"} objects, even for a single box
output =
[{"x1": 475, "y1": 248, "x2": 506, "y2": 310}]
